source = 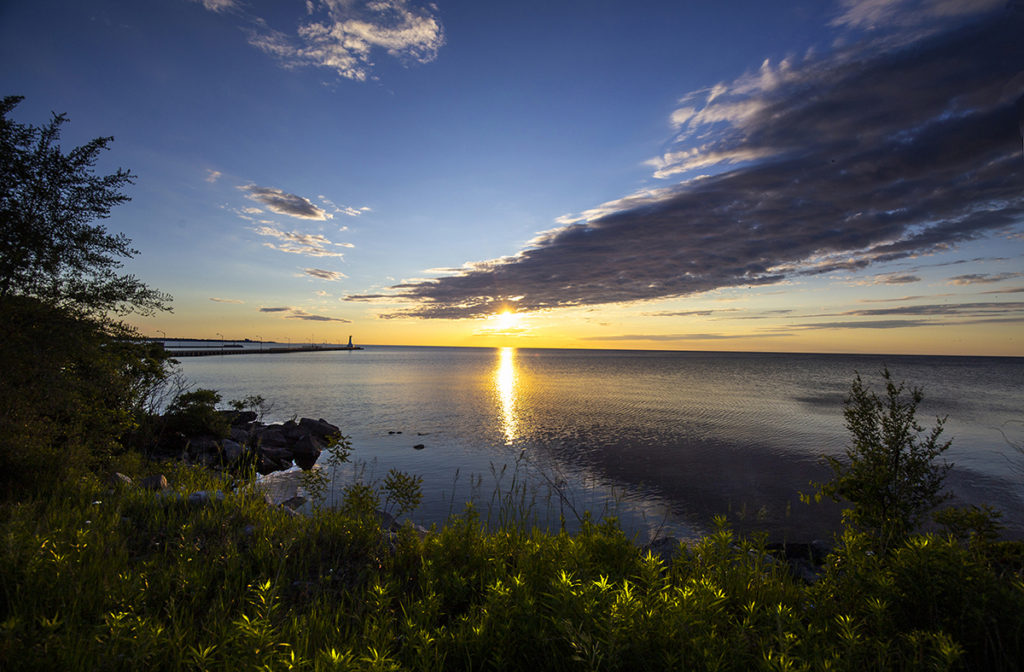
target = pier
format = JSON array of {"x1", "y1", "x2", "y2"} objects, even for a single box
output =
[{"x1": 162, "y1": 344, "x2": 363, "y2": 357}]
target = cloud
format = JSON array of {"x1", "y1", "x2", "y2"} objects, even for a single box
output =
[
  {"x1": 980, "y1": 286, "x2": 1024, "y2": 295},
  {"x1": 583, "y1": 333, "x2": 785, "y2": 342},
  {"x1": 948, "y1": 272, "x2": 1024, "y2": 285},
  {"x1": 304, "y1": 267, "x2": 347, "y2": 280},
  {"x1": 239, "y1": 185, "x2": 330, "y2": 220},
  {"x1": 205, "y1": 169, "x2": 222, "y2": 183},
  {"x1": 380, "y1": 9, "x2": 1024, "y2": 319},
  {"x1": 830, "y1": 0, "x2": 1004, "y2": 31},
  {"x1": 319, "y1": 195, "x2": 370, "y2": 217},
  {"x1": 192, "y1": 0, "x2": 239, "y2": 13},
  {"x1": 204, "y1": 0, "x2": 445, "y2": 82},
  {"x1": 259, "y1": 306, "x2": 351, "y2": 322},
  {"x1": 254, "y1": 225, "x2": 352, "y2": 258},
  {"x1": 876, "y1": 274, "x2": 921, "y2": 285},
  {"x1": 284, "y1": 308, "x2": 351, "y2": 322},
  {"x1": 209, "y1": 296, "x2": 244, "y2": 304}
]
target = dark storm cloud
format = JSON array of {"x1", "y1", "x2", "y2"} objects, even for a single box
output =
[
  {"x1": 377, "y1": 10, "x2": 1024, "y2": 319},
  {"x1": 239, "y1": 185, "x2": 330, "y2": 220}
]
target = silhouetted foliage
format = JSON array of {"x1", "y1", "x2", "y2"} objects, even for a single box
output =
[
  {"x1": 815, "y1": 368, "x2": 952, "y2": 550},
  {"x1": 0, "y1": 95, "x2": 169, "y2": 318},
  {"x1": 0, "y1": 97, "x2": 172, "y2": 496}
]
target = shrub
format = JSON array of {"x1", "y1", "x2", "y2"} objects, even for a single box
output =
[{"x1": 813, "y1": 368, "x2": 952, "y2": 551}]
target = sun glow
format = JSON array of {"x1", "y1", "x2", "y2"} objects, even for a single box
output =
[
  {"x1": 494, "y1": 346, "x2": 519, "y2": 444},
  {"x1": 493, "y1": 310, "x2": 522, "y2": 332}
]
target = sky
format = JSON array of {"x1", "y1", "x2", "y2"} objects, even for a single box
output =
[{"x1": 2, "y1": 0, "x2": 1023, "y2": 356}]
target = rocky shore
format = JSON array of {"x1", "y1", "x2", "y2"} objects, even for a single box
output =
[
  {"x1": 142, "y1": 409, "x2": 832, "y2": 582},
  {"x1": 149, "y1": 410, "x2": 342, "y2": 476}
]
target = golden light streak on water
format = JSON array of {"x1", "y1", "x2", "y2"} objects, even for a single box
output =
[{"x1": 494, "y1": 346, "x2": 520, "y2": 444}]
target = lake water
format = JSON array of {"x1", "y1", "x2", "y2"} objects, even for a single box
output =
[{"x1": 176, "y1": 346, "x2": 1024, "y2": 542}]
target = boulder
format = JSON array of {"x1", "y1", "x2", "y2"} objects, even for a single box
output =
[
  {"x1": 107, "y1": 472, "x2": 133, "y2": 489},
  {"x1": 282, "y1": 419, "x2": 302, "y2": 441},
  {"x1": 291, "y1": 434, "x2": 323, "y2": 470},
  {"x1": 140, "y1": 474, "x2": 169, "y2": 491},
  {"x1": 187, "y1": 436, "x2": 220, "y2": 458},
  {"x1": 221, "y1": 439, "x2": 244, "y2": 464},
  {"x1": 258, "y1": 427, "x2": 289, "y2": 447},
  {"x1": 299, "y1": 417, "x2": 341, "y2": 441},
  {"x1": 229, "y1": 426, "x2": 251, "y2": 444}
]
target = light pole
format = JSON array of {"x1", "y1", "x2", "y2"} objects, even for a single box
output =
[
  {"x1": 157, "y1": 329, "x2": 166, "y2": 342},
  {"x1": 255, "y1": 335, "x2": 262, "y2": 352}
]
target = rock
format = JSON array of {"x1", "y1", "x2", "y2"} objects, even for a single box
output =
[
  {"x1": 229, "y1": 426, "x2": 251, "y2": 444},
  {"x1": 278, "y1": 505, "x2": 301, "y2": 518},
  {"x1": 140, "y1": 474, "x2": 169, "y2": 491},
  {"x1": 187, "y1": 490, "x2": 225, "y2": 506},
  {"x1": 107, "y1": 472, "x2": 133, "y2": 488},
  {"x1": 413, "y1": 444, "x2": 425, "y2": 450},
  {"x1": 299, "y1": 417, "x2": 341, "y2": 441},
  {"x1": 291, "y1": 434, "x2": 322, "y2": 470},
  {"x1": 258, "y1": 427, "x2": 289, "y2": 448},
  {"x1": 282, "y1": 419, "x2": 301, "y2": 441},
  {"x1": 229, "y1": 410, "x2": 258, "y2": 426},
  {"x1": 281, "y1": 495, "x2": 307, "y2": 510},
  {"x1": 187, "y1": 435, "x2": 220, "y2": 458},
  {"x1": 221, "y1": 439, "x2": 244, "y2": 464}
]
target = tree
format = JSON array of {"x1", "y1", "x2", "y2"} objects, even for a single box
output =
[
  {"x1": 0, "y1": 96, "x2": 172, "y2": 496},
  {"x1": 816, "y1": 368, "x2": 952, "y2": 550},
  {"x1": 0, "y1": 95, "x2": 169, "y2": 321}
]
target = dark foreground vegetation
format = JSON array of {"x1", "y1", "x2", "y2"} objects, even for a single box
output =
[{"x1": 2, "y1": 98, "x2": 1023, "y2": 670}]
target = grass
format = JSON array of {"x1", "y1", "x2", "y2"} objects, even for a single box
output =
[{"x1": 1, "y1": 460, "x2": 1022, "y2": 671}]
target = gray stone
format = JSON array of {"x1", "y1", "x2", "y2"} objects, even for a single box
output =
[
  {"x1": 221, "y1": 439, "x2": 244, "y2": 464},
  {"x1": 140, "y1": 474, "x2": 169, "y2": 491},
  {"x1": 281, "y1": 495, "x2": 307, "y2": 510},
  {"x1": 187, "y1": 490, "x2": 225, "y2": 506},
  {"x1": 108, "y1": 472, "x2": 133, "y2": 488}
]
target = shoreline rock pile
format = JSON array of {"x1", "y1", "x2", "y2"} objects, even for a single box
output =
[{"x1": 150, "y1": 411, "x2": 342, "y2": 475}]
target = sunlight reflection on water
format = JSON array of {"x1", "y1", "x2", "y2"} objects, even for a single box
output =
[{"x1": 495, "y1": 347, "x2": 520, "y2": 445}]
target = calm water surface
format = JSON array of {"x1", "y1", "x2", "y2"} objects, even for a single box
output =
[{"x1": 178, "y1": 346, "x2": 1024, "y2": 541}]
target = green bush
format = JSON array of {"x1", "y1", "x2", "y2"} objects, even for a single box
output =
[{"x1": 813, "y1": 368, "x2": 952, "y2": 551}]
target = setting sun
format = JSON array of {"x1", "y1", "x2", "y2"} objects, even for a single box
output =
[{"x1": 494, "y1": 310, "x2": 521, "y2": 332}]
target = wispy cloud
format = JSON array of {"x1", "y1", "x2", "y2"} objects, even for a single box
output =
[
  {"x1": 196, "y1": 0, "x2": 445, "y2": 82},
  {"x1": 319, "y1": 195, "x2": 370, "y2": 217},
  {"x1": 875, "y1": 273, "x2": 922, "y2": 285},
  {"x1": 239, "y1": 185, "x2": 330, "y2": 220},
  {"x1": 191, "y1": 0, "x2": 239, "y2": 14},
  {"x1": 205, "y1": 169, "x2": 222, "y2": 183},
  {"x1": 830, "y1": 0, "x2": 1004, "y2": 31},
  {"x1": 948, "y1": 272, "x2": 1024, "y2": 285},
  {"x1": 378, "y1": 6, "x2": 1023, "y2": 319},
  {"x1": 254, "y1": 226, "x2": 352, "y2": 258},
  {"x1": 209, "y1": 296, "x2": 244, "y2": 304},
  {"x1": 259, "y1": 306, "x2": 350, "y2": 322},
  {"x1": 303, "y1": 267, "x2": 347, "y2": 280}
]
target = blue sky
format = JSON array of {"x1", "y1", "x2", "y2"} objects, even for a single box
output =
[{"x1": 2, "y1": 0, "x2": 1022, "y2": 354}]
